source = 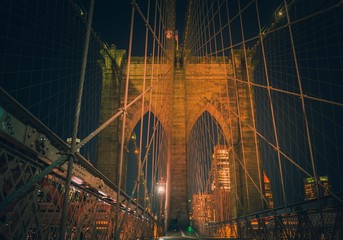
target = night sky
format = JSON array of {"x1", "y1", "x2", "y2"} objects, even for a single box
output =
[
  {"x1": 91, "y1": 0, "x2": 280, "y2": 52},
  {"x1": 91, "y1": 0, "x2": 188, "y2": 54}
]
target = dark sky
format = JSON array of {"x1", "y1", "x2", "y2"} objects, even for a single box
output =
[
  {"x1": 92, "y1": 0, "x2": 189, "y2": 52},
  {"x1": 90, "y1": 0, "x2": 281, "y2": 56},
  {"x1": 92, "y1": 1, "x2": 131, "y2": 49}
]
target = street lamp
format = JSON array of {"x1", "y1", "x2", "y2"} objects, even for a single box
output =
[
  {"x1": 157, "y1": 177, "x2": 166, "y2": 220},
  {"x1": 157, "y1": 184, "x2": 165, "y2": 195}
]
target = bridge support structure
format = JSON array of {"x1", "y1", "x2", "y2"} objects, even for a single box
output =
[
  {"x1": 203, "y1": 200, "x2": 343, "y2": 239},
  {"x1": 0, "y1": 96, "x2": 162, "y2": 239},
  {"x1": 96, "y1": 47, "x2": 266, "y2": 231}
]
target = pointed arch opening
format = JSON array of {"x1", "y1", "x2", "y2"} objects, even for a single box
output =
[
  {"x1": 126, "y1": 111, "x2": 168, "y2": 219},
  {"x1": 187, "y1": 110, "x2": 233, "y2": 224}
]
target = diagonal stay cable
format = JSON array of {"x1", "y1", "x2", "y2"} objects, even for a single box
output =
[
  {"x1": 75, "y1": 66, "x2": 172, "y2": 151},
  {"x1": 131, "y1": 0, "x2": 173, "y2": 63}
]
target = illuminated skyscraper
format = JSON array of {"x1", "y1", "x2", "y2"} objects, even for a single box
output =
[
  {"x1": 304, "y1": 176, "x2": 330, "y2": 200},
  {"x1": 192, "y1": 193, "x2": 215, "y2": 223},
  {"x1": 212, "y1": 145, "x2": 231, "y2": 222},
  {"x1": 263, "y1": 172, "x2": 274, "y2": 209},
  {"x1": 191, "y1": 193, "x2": 215, "y2": 233},
  {"x1": 212, "y1": 145, "x2": 231, "y2": 192}
]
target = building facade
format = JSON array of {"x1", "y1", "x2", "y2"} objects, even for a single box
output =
[
  {"x1": 304, "y1": 176, "x2": 330, "y2": 200},
  {"x1": 212, "y1": 145, "x2": 231, "y2": 222}
]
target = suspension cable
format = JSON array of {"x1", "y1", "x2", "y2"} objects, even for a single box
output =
[{"x1": 115, "y1": 2, "x2": 135, "y2": 238}]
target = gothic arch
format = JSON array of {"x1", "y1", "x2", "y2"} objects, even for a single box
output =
[
  {"x1": 125, "y1": 101, "x2": 169, "y2": 147},
  {"x1": 187, "y1": 103, "x2": 232, "y2": 145}
]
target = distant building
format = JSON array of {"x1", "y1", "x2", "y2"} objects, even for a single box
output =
[
  {"x1": 212, "y1": 145, "x2": 231, "y2": 221},
  {"x1": 263, "y1": 172, "x2": 274, "y2": 209},
  {"x1": 212, "y1": 145, "x2": 231, "y2": 192},
  {"x1": 192, "y1": 193, "x2": 215, "y2": 223},
  {"x1": 304, "y1": 176, "x2": 330, "y2": 200}
]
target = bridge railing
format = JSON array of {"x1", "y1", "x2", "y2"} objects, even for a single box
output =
[
  {"x1": 0, "y1": 89, "x2": 161, "y2": 239},
  {"x1": 200, "y1": 197, "x2": 343, "y2": 239}
]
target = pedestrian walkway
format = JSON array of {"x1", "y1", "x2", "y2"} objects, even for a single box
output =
[{"x1": 158, "y1": 229, "x2": 238, "y2": 239}]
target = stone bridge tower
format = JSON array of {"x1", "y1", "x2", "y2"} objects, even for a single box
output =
[
  {"x1": 96, "y1": 0, "x2": 263, "y2": 230},
  {"x1": 96, "y1": 46, "x2": 264, "y2": 230}
]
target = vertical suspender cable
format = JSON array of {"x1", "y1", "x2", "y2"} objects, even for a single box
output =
[
  {"x1": 255, "y1": 0, "x2": 286, "y2": 209},
  {"x1": 217, "y1": 0, "x2": 233, "y2": 219},
  {"x1": 223, "y1": 0, "x2": 240, "y2": 219},
  {"x1": 283, "y1": 0, "x2": 318, "y2": 199},
  {"x1": 115, "y1": 1, "x2": 135, "y2": 239},
  {"x1": 226, "y1": 0, "x2": 249, "y2": 214},
  {"x1": 238, "y1": 0, "x2": 262, "y2": 212},
  {"x1": 59, "y1": 0, "x2": 94, "y2": 239},
  {"x1": 149, "y1": 0, "x2": 159, "y2": 214},
  {"x1": 206, "y1": 0, "x2": 213, "y2": 61},
  {"x1": 211, "y1": 2, "x2": 218, "y2": 61},
  {"x1": 137, "y1": 0, "x2": 151, "y2": 212},
  {"x1": 140, "y1": 0, "x2": 150, "y2": 212}
]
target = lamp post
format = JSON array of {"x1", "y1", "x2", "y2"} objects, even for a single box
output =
[{"x1": 157, "y1": 177, "x2": 166, "y2": 221}]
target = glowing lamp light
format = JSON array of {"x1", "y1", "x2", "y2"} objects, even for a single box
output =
[
  {"x1": 166, "y1": 30, "x2": 173, "y2": 39},
  {"x1": 157, "y1": 185, "x2": 165, "y2": 194}
]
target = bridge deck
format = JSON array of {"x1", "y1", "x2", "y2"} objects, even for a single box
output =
[{"x1": 160, "y1": 230, "x2": 236, "y2": 240}]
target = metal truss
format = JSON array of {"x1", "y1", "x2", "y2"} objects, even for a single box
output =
[
  {"x1": 0, "y1": 96, "x2": 162, "y2": 239},
  {"x1": 0, "y1": 141, "x2": 161, "y2": 239},
  {"x1": 203, "y1": 204, "x2": 343, "y2": 240}
]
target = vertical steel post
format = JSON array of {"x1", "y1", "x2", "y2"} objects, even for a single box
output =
[{"x1": 59, "y1": 0, "x2": 95, "y2": 239}]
